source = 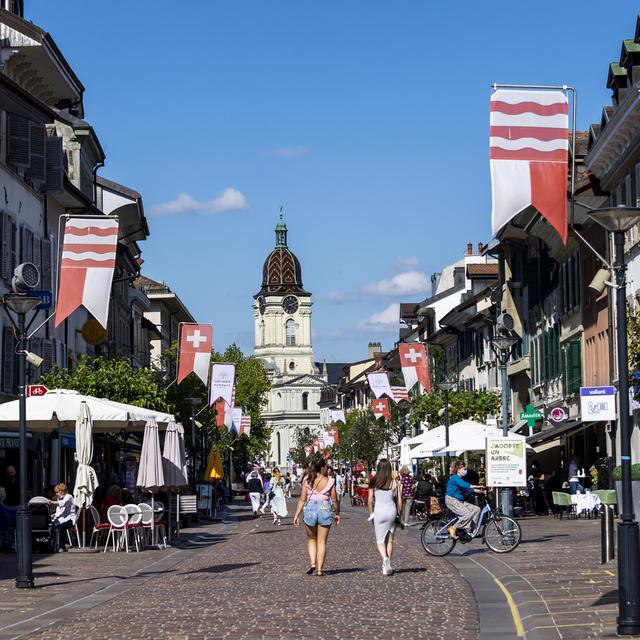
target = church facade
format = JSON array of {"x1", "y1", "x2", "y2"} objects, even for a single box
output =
[{"x1": 253, "y1": 216, "x2": 328, "y2": 468}]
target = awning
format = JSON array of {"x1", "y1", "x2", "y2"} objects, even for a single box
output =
[
  {"x1": 526, "y1": 420, "x2": 590, "y2": 446},
  {"x1": 510, "y1": 419, "x2": 528, "y2": 435}
]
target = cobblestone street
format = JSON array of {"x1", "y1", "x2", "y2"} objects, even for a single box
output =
[{"x1": 0, "y1": 499, "x2": 478, "y2": 640}]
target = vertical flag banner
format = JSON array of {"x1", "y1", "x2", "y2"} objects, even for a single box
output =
[
  {"x1": 319, "y1": 433, "x2": 327, "y2": 448},
  {"x1": 240, "y1": 415, "x2": 251, "y2": 436},
  {"x1": 367, "y1": 372, "x2": 393, "y2": 399},
  {"x1": 55, "y1": 217, "x2": 119, "y2": 328},
  {"x1": 209, "y1": 363, "x2": 235, "y2": 406},
  {"x1": 391, "y1": 385, "x2": 410, "y2": 403},
  {"x1": 372, "y1": 398, "x2": 391, "y2": 421},
  {"x1": 304, "y1": 445, "x2": 313, "y2": 458},
  {"x1": 230, "y1": 407, "x2": 243, "y2": 434},
  {"x1": 328, "y1": 426, "x2": 340, "y2": 445},
  {"x1": 399, "y1": 343, "x2": 431, "y2": 392},
  {"x1": 177, "y1": 323, "x2": 213, "y2": 385},
  {"x1": 215, "y1": 386, "x2": 236, "y2": 429},
  {"x1": 331, "y1": 409, "x2": 346, "y2": 424},
  {"x1": 490, "y1": 88, "x2": 569, "y2": 243},
  {"x1": 312, "y1": 437, "x2": 320, "y2": 453}
]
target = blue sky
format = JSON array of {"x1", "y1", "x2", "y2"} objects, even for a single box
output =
[{"x1": 28, "y1": 1, "x2": 640, "y2": 362}]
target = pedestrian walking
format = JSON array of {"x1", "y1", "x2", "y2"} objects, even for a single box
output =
[
  {"x1": 284, "y1": 472, "x2": 292, "y2": 498},
  {"x1": 399, "y1": 466, "x2": 415, "y2": 526},
  {"x1": 368, "y1": 459, "x2": 402, "y2": 576},
  {"x1": 246, "y1": 471, "x2": 264, "y2": 517},
  {"x1": 269, "y1": 468, "x2": 288, "y2": 525},
  {"x1": 259, "y1": 472, "x2": 273, "y2": 514},
  {"x1": 293, "y1": 455, "x2": 340, "y2": 576}
]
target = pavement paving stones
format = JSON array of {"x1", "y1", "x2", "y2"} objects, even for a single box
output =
[{"x1": 3, "y1": 499, "x2": 479, "y2": 640}]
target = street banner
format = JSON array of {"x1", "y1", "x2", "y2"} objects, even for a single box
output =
[
  {"x1": 331, "y1": 409, "x2": 346, "y2": 424},
  {"x1": 486, "y1": 436, "x2": 526, "y2": 487},
  {"x1": 328, "y1": 426, "x2": 340, "y2": 446},
  {"x1": 367, "y1": 372, "x2": 393, "y2": 399},
  {"x1": 490, "y1": 88, "x2": 569, "y2": 243},
  {"x1": 304, "y1": 445, "x2": 313, "y2": 458},
  {"x1": 209, "y1": 363, "x2": 235, "y2": 406},
  {"x1": 391, "y1": 385, "x2": 410, "y2": 403},
  {"x1": 372, "y1": 398, "x2": 391, "y2": 421},
  {"x1": 399, "y1": 343, "x2": 431, "y2": 392},
  {"x1": 240, "y1": 415, "x2": 251, "y2": 436},
  {"x1": 215, "y1": 386, "x2": 236, "y2": 429},
  {"x1": 580, "y1": 386, "x2": 616, "y2": 421},
  {"x1": 230, "y1": 407, "x2": 243, "y2": 434},
  {"x1": 55, "y1": 217, "x2": 119, "y2": 329},
  {"x1": 320, "y1": 407, "x2": 331, "y2": 426},
  {"x1": 177, "y1": 323, "x2": 213, "y2": 385}
]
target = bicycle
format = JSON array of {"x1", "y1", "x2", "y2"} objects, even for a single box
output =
[{"x1": 420, "y1": 495, "x2": 521, "y2": 556}]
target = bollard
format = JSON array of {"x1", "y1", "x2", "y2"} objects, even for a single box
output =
[{"x1": 601, "y1": 504, "x2": 615, "y2": 563}]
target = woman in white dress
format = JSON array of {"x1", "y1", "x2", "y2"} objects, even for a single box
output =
[
  {"x1": 368, "y1": 459, "x2": 402, "y2": 575},
  {"x1": 269, "y1": 468, "x2": 288, "y2": 525}
]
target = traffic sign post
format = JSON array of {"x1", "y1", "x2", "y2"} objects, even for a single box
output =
[{"x1": 26, "y1": 385, "x2": 48, "y2": 397}]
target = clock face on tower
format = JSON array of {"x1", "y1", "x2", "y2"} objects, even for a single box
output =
[{"x1": 282, "y1": 295, "x2": 299, "y2": 314}]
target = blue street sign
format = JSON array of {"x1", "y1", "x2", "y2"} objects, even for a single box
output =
[{"x1": 32, "y1": 290, "x2": 52, "y2": 310}]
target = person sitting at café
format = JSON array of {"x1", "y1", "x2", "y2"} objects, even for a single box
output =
[
  {"x1": 568, "y1": 456, "x2": 584, "y2": 495},
  {"x1": 49, "y1": 483, "x2": 75, "y2": 552}
]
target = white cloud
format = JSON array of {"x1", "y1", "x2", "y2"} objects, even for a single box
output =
[
  {"x1": 395, "y1": 256, "x2": 419, "y2": 268},
  {"x1": 325, "y1": 289, "x2": 347, "y2": 302},
  {"x1": 357, "y1": 303, "x2": 400, "y2": 333},
  {"x1": 268, "y1": 146, "x2": 309, "y2": 158},
  {"x1": 362, "y1": 270, "x2": 429, "y2": 296},
  {"x1": 151, "y1": 188, "x2": 249, "y2": 215}
]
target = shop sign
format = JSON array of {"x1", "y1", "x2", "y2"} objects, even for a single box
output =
[
  {"x1": 580, "y1": 386, "x2": 616, "y2": 421},
  {"x1": 0, "y1": 436, "x2": 19, "y2": 449},
  {"x1": 486, "y1": 436, "x2": 527, "y2": 487},
  {"x1": 546, "y1": 405, "x2": 569, "y2": 423},
  {"x1": 61, "y1": 434, "x2": 76, "y2": 449},
  {"x1": 520, "y1": 404, "x2": 543, "y2": 428}
]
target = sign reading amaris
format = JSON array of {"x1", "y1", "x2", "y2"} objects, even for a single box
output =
[{"x1": 486, "y1": 437, "x2": 526, "y2": 487}]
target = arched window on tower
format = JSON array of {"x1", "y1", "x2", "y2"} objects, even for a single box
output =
[
  {"x1": 285, "y1": 319, "x2": 296, "y2": 346},
  {"x1": 302, "y1": 392, "x2": 308, "y2": 411}
]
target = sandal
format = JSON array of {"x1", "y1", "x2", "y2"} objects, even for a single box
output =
[
  {"x1": 316, "y1": 570, "x2": 325, "y2": 576},
  {"x1": 305, "y1": 565, "x2": 316, "y2": 575}
]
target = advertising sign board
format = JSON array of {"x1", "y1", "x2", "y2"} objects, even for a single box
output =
[
  {"x1": 486, "y1": 436, "x2": 527, "y2": 487},
  {"x1": 580, "y1": 387, "x2": 616, "y2": 421}
]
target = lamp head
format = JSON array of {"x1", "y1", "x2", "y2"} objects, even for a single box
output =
[
  {"x1": 25, "y1": 351, "x2": 43, "y2": 368},
  {"x1": 12, "y1": 262, "x2": 39, "y2": 293},
  {"x1": 588, "y1": 268, "x2": 614, "y2": 295}
]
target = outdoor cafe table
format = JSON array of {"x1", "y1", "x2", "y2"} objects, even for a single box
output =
[{"x1": 571, "y1": 492, "x2": 601, "y2": 516}]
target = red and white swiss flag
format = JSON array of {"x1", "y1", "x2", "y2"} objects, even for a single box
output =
[
  {"x1": 327, "y1": 426, "x2": 340, "y2": 446},
  {"x1": 490, "y1": 89, "x2": 569, "y2": 243},
  {"x1": 177, "y1": 323, "x2": 213, "y2": 385},
  {"x1": 399, "y1": 343, "x2": 430, "y2": 393},
  {"x1": 372, "y1": 398, "x2": 391, "y2": 421},
  {"x1": 55, "y1": 217, "x2": 119, "y2": 329}
]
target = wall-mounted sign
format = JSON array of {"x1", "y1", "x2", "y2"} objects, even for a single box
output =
[
  {"x1": 81, "y1": 319, "x2": 107, "y2": 346},
  {"x1": 520, "y1": 404, "x2": 543, "y2": 428},
  {"x1": 546, "y1": 405, "x2": 569, "y2": 423},
  {"x1": 580, "y1": 386, "x2": 616, "y2": 422}
]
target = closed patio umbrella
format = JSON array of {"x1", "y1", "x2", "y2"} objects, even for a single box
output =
[
  {"x1": 162, "y1": 420, "x2": 188, "y2": 540},
  {"x1": 176, "y1": 423, "x2": 188, "y2": 487},
  {"x1": 137, "y1": 418, "x2": 165, "y2": 547},
  {"x1": 73, "y1": 402, "x2": 98, "y2": 548}
]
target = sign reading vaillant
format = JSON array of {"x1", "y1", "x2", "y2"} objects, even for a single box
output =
[
  {"x1": 486, "y1": 437, "x2": 527, "y2": 487},
  {"x1": 580, "y1": 386, "x2": 617, "y2": 421}
]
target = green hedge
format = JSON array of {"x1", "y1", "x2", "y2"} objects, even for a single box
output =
[{"x1": 612, "y1": 464, "x2": 640, "y2": 481}]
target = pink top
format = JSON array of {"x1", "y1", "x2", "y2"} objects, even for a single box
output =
[{"x1": 306, "y1": 477, "x2": 335, "y2": 502}]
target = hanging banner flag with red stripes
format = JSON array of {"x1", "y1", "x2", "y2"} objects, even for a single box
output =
[
  {"x1": 312, "y1": 437, "x2": 321, "y2": 453},
  {"x1": 490, "y1": 89, "x2": 569, "y2": 243},
  {"x1": 391, "y1": 385, "x2": 410, "y2": 403},
  {"x1": 327, "y1": 426, "x2": 340, "y2": 446},
  {"x1": 372, "y1": 398, "x2": 391, "y2": 421},
  {"x1": 55, "y1": 217, "x2": 119, "y2": 328},
  {"x1": 239, "y1": 415, "x2": 251, "y2": 436},
  {"x1": 215, "y1": 386, "x2": 235, "y2": 429},
  {"x1": 177, "y1": 324, "x2": 213, "y2": 385},
  {"x1": 399, "y1": 343, "x2": 431, "y2": 393}
]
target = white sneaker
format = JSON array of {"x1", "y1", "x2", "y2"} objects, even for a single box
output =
[{"x1": 382, "y1": 557, "x2": 392, "y2": 575}]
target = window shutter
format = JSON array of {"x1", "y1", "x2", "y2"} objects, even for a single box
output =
[
  {"x1": 19, "y1": 225, "x2": 33, "y2": 264},
  {"x1": 568, "y1": 340, "x2": 582, "y2": 395},
  {"x1": 27, "y1": 122, "x2": 46, "y2": 185},
  {"x1": 42, "y1": 338, "x2": 54, "y2": 373},
  {"x1": 32, "y1": 234, "x2": 42, "y2": 279},
  {"x1": 7, "y1": 113, "x2": 30, "y2": 168},
  {"x1": 2, "y1": 326, "x2": 15, "y2": 394},
  {"x1": 4, "y1": 216, "x2": 17, "y2": 281},
  {"x1": 41, "y1": 236, "x2": 52, "y2": 291},
  {"x1": 44, "y1": 136, "x2": 64, "y2": 194}
]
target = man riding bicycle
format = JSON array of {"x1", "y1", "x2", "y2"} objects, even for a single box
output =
[{"x1": 445, "y1": 460, "x2": 485, "y2": 540}]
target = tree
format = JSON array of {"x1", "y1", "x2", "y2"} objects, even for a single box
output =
[
  {"x1": 409, "y1": 389, "x2": 501, "y2": 428},
  {"x1": 39, "y1": 356, "x2": 170, "y2": 411}
]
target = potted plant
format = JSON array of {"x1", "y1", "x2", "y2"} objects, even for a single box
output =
[{"x1": 613, "y1": 464, "x2": 640, "y2": 516}]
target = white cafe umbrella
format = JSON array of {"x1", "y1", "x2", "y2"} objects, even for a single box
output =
[
  {"x1": 408, "y1": 425, "x2": 449, "y2": 459},
  {"x1": 73, "y1": 402, "x2": 98, "y2": 547},
  {"x1": 438, "y1": 426, "x2": 528, "y2": 454},
  {"x1": 176, "y1": 422, "x2": 188, "y2": 486},
  {"x1": 162, "y1": 420, "x2": 188, "y2": 540},
  {"x1": 137, "y1": 417, "x2": 165, "y2": 547}
]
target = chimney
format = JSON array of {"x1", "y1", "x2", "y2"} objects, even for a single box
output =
[
  {"x1": 368, "y1": 341, "x2": 382, "y2": 359},
  {"x1": 478, "y1": 242, "x2": 484, "y2": 255},
  {"x1": 431, "y1": 272, "x2": 441, "y2": 296},
  {"x1": 467, "y1": 242, "x2": 473, "y2": 256}
]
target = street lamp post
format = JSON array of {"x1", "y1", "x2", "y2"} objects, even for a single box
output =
[
  {"x1": 438, "y1": 381, "x2": 456, "y2": 474},
  {"x1": 589, "y1": 206, "x2": 640, "y2": 635},
  {"x1": 1, "y1": 263, "x2": 44, "y2": 589},
  {"x1": 491, "y1": 333, "x2": 519, "y2": 517},
  {"x1": 184, "y1": 398, "x2": 200, "y2": 494}
]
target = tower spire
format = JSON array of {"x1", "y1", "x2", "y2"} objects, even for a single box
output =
[{"x1": 275, "y1": 207, "x2": 288, "y2": 247}]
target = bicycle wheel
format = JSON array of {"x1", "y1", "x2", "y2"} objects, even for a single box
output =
[
  {"x1": 420, "y1": 518, "x2": 456, "y2": 556},
  {"x1": 483, "y1": 515, "x2": 521, "y2": 553}
]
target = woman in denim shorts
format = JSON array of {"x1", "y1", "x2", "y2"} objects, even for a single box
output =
[{"x1": 293, "y1": 456, "x2": 341, "y2": 576}]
